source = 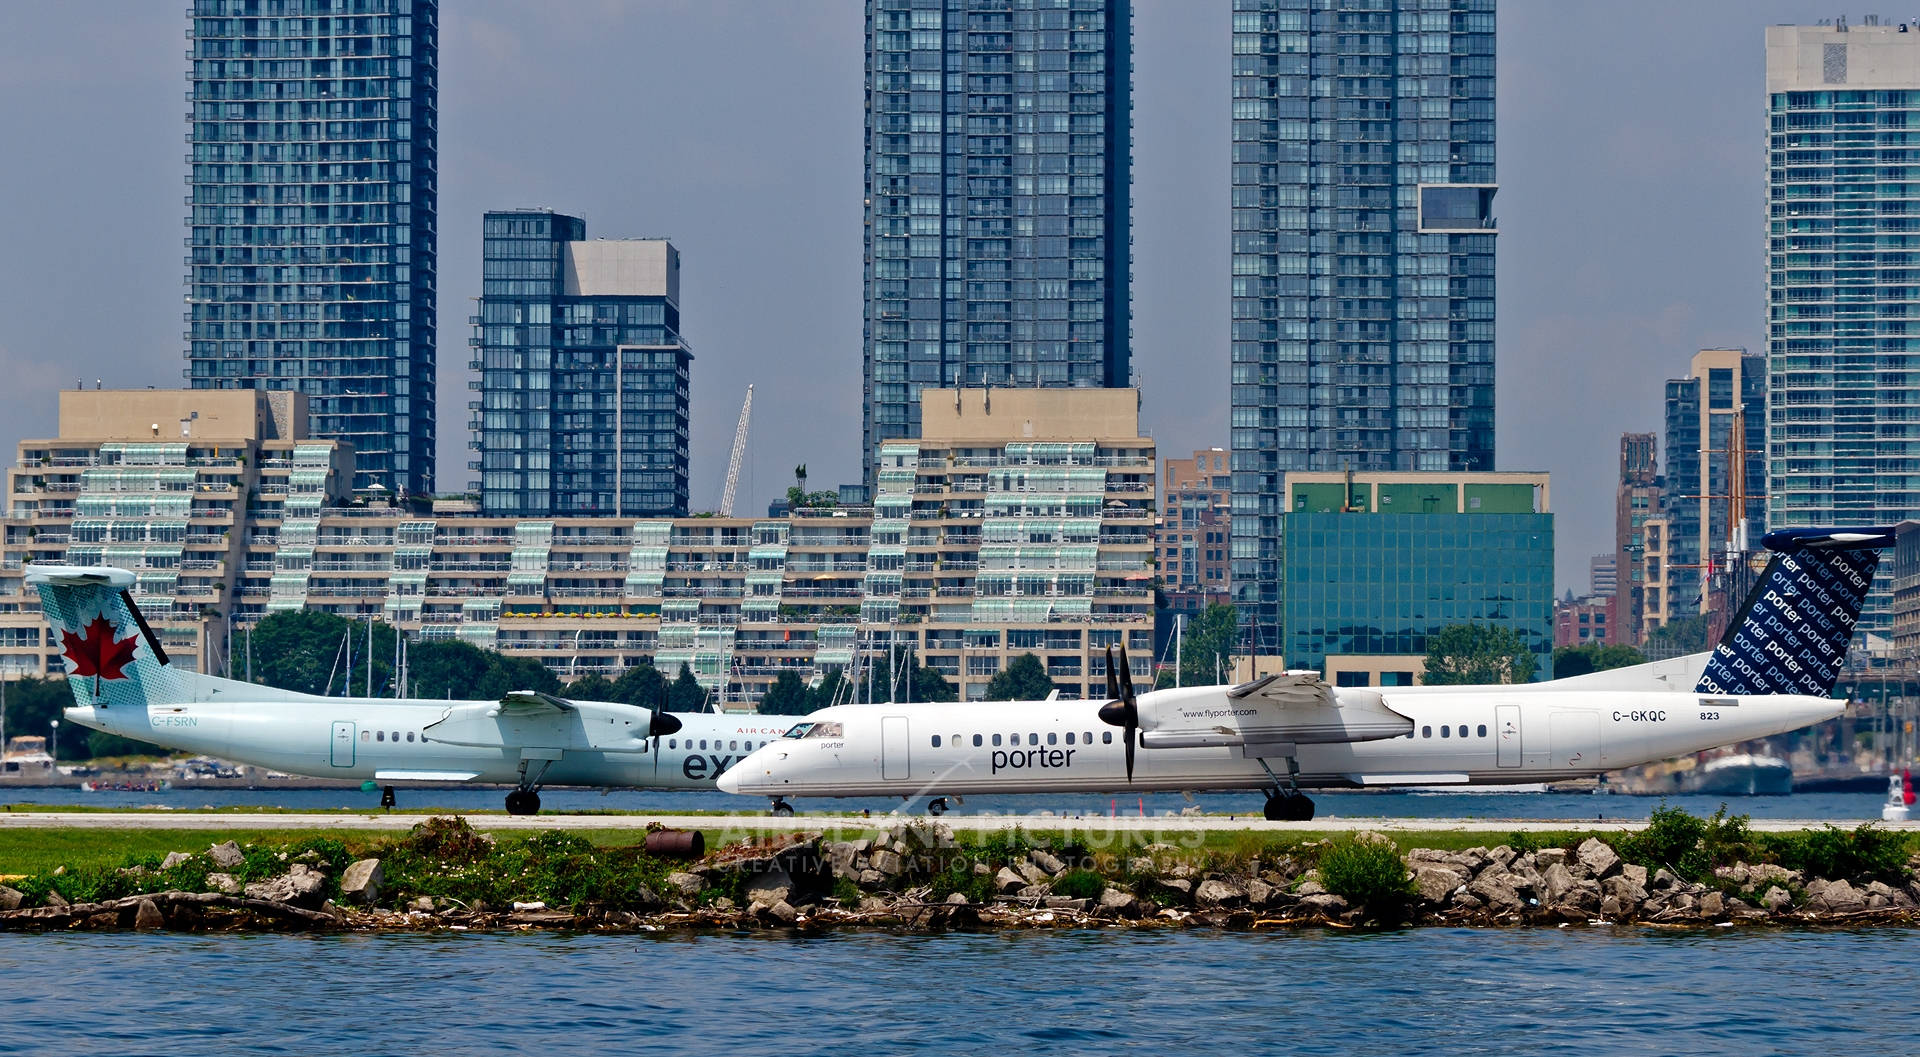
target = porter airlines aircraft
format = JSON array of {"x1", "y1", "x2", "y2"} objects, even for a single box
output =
[
  {"x1": 28, "y1": 565, "x2": 790, "y2": 814},
  {"x1": 720, "y1": 527, "x2": 1891, "y2": 820}
]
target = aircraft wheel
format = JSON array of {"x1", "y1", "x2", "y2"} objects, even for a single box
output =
[
  {"x1": 505, "y1": 789, "x2": 541, "y2": 816},
  {"x1": 1264, "y1": 792, "x2": 1315, "y2": 822},
  {"x1": 1289, "y1": 796, "x2": 1316, "y2": 822},
  {"x1": 928, "y1": 797, "x2": 949, "y2": 816},
  {"x1": 1263, "y1": 795, "x2": 1288, "y2": 822},
  {"x1": 770, "y1": 799, "x2": 795, "y2": 818}
]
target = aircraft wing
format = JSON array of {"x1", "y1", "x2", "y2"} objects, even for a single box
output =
[
  {"x1": 495, "y1": 691, "x2": 576, "y2": 717},
  {"x1": 1138, "y1": 672, "x2": 1412, "y2": 750}
]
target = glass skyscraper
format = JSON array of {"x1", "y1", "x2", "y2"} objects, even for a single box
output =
[
  {"x1": 1766, "y1": 22, "x2": 1920, "y2": 636},
  {"x1": 186, "y1": 0, "x2": 438, "y2": 496},
  {"x1": 472, "y1": 210, "x2": 691, "y2": 518},
  {"x1": 863, "y1": 0, "x2": 1132, "y2": 486},
  {"x1": 1229, "y1": 0, "x2": 1496, "y2": 647}
]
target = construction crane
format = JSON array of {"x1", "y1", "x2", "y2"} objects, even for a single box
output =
[{"x1": 719, "y1": 384, "x2": 753, "y2": 517}]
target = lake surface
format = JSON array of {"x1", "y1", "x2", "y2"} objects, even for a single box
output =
[
  {"x1": 0, "y1": 784, "x2": 1891, "y2": 823},
  {"x1": 3, "y1": 927, "x2": 1916, "y2": 1055}
]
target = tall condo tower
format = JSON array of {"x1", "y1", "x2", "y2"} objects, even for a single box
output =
[
  {"x1": 185, "y1": 0, "x2": 439, "y2": 495},
  {"x1": 1229, "y1": 0, "x2": 1497, "y2": 647},
  {"x1": 472, "y1": 210, "x2": 691, "y2": 518},
  {"x1": 862, "y1": 0, "x2": 1133, "y2": 486},
  {"x1": 1766, "y1": 20, "x2": 1920, "y2": 636}
]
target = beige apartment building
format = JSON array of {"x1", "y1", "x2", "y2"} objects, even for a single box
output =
[{"x1": 0, "y1": 388, "x2": 1154, "y2": 708}]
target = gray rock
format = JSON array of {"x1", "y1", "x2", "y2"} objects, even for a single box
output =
[
  {"x1": 1468, "y1": 872, "x2": 1524, "y2": 913},
  {"x1": 1294, "y1": 879, "x2": 1326, "y2": 897},
  {"x1": 1297, "y1": 892, "x2": 1349, "y2": 915},
  {"x1": 208, "y1": 841, "x2": 244, "y2": 869},
  {"x1": 1413, "y1": 865, "x2": 1467, "y2": 905},
  {"x1": 46, "y1": 890, "x2": 67, "y2": 908},
  {"x1": 1017, "y1": 884, "x2": 1051, "y2": 900},
  {"x1": 1761, "y1": 886, "x2": 1794, "y2": 912},
  {"x1": 1650, "y1": 868, "x2": 1680, "y2": 892},
  {"x1": 1044, "y1": 896, "x2": 1089, "y2": 912},
  {"x1": 995, "y1": 867, "x2": 1026, "y2": 894},
  {"x1": 827, "y1": 842, "x2": 859, "y2": 877},
  {"x1": 1486, "y1": 845, "x2": 1517, "y2": 870},
  {"x1": 1620, "y1": 862, "x2": 1649, "y2": 889},
  {"x1": 1575, "y1": 837, "x2": 1621, "y2": 880},
  {"x1": 1098, "y1": 888, "x2": 1139, "y2": 915},
  {"x1": 667, "y1": 872, "x2": 705, "y2": 895},
  {"x1": 945, "y1": 892, "x2": 970, "y2": 905},
  {"x1": 1714, "y1": 864, "x2": 1750, "y2": 885},
  {"x1": 768, "y1": 900, "x2": 799, "y2": 923},
  {"x1": 160, "y1": 852, "x2": 193, "y2": 871},
  {"x1": 1867, "y1": 881, "x2": 1911, "y2": 907},
  {"x1": 1812, "y1": 879, "x2": 1866, "y2": 913},
  {"x1": 1017, "y1": 861, "x2": 1051, "y2": 886},
  {"x1": 870, "y1": 850, "x2": 906, "y2": 877},
  {"x1": 971, "y1": 862, "x2": 991, "y2": 877},
  {"x1": 1568, "y1": 878, "x2": 1604, "y2": 913},
  {"x1": 1603, "y1": 873, "x2": 1648, "y2": 907},
  {"x1": 1534, "y1": 848, "x2": 1567, "y2": 870},
  {"x1": 1158, "y1": 877, "x2": 1193, "y2": 899},
  {"x1": 847, "y1": 838, "x2": 872, "y2": 855},
  {"x1": 1246, "y1": 878, "x2": 1275, "y2": 907},
  {"x1": 1541, "y1": 862, "x2": 1576, "y2": 904},
  {"x1": 133, "y1": 899, "x2": 165, "y2": 930},
  {"x1": 340, "y1": 859, "x2": 383, "y2": 905},
  {"x1": 1599, "y1": 894, "x2": 1625, "y2": 919},
  {"x1": 243, "y1": 863, "x2": 326, "y2": 907},
  {"x1": 1030, "y1": 850, "x2": 1066, "y2": 876},
  {"x1": 410, "y1": 896, "x2": 436, "y2": 913},
  {"x1": 1194, "y1": 879, "x2": 1246, "y2": 907},
  {"x1": 0, "y1": 886, "x2": 22, "y2": 912},
  {"x1": 858, "y1": 869, "x2": 885, "y2": 888},
  {"x1": 1126, "y1": 856, "x2": 1156, "y2": 876},
  {"x1": 1749, "y1": 863, "x2": 1800, "y2": 886},
  {"x1": 745, "y1": 867, "x2": 794, "y2": 907},
  {"x1": 206, "y1": 873, "x2": 241, "y2": 895}
]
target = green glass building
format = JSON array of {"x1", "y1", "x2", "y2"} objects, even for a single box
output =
[{"x1": 1280, "y1": 472, "x2": 1551, "y2": 683}]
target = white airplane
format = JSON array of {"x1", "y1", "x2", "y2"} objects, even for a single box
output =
[
  {"x1": 27, "y1": 565, "x2": 791, "y2": 814},
  {"x1": 720, "y1": 527, "x2": 1893, "y2": 820}
]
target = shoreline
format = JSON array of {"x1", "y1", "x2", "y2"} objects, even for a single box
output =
[{"x1": 1, "y1": 811, "x2": 1916, "y2": 935}]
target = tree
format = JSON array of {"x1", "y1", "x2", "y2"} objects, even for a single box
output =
[
  {"x1": 1552, "y1": 643, "x2": 1648, "y2": 680},
  {"x1": 405, "y1": 639, "x2": 497, "y2": 700},
  {"x1": 474, "y1": 654, "x2": 561, "y2": 699},
  {"x1": 756, "y1": 671, "x2": 812, "y2": 716},
  {"x1": 667, "y1": 664, "x2": 708, "y2": 712},
  {"x1": 1646, "y1": 615, "x2": 1709, "y2": 657},
  {"x1": 1175, "y1": 603, "x2": 1239, "y2": 686},
  {"x1": 1421, "y1": 623, "x2": 1538, "y2": 685},
  {"x1": 786, "y1": 462, "x2": 838, "y2": 510},
  {"x1": 3, "y1": 677, "x2": 92, "y2": 759},
  {"x1": 984, "y1": 652, "x2": 1057, "y2": 701},
  {"x1": 562, "y1": 673, "x2": 617, "y2": 701},
  {"x1": 856, "y1": 652, "x2": 959, "y2": 704},
  {"x1": 246, "y1": 611, "x2": 399, "y2": 696},
  {"x1": 610, "y1": 661, "x2": 667, "y2": 708}
]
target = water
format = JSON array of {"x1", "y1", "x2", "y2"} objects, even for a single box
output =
[
  {"x1": 3, "y1": 928, "x2": 1916, "y2": 1055},
  {"x1": 0, "y1": 784, "x2": 1890, "y2": 822}
]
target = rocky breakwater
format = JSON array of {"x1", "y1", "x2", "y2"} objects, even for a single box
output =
[{"x1": 2, "y1": 810, "x2": 1917, "y2": 933}]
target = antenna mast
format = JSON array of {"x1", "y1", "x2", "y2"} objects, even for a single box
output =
[{"x1": 719, "y1": 384, "x2": 753, "y2": 517}]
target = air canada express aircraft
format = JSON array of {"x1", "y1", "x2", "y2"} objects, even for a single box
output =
[
  {"x1": 28, "y1": 565, "x2": 789, "y2": 814},
  {"x1": 720, "y1": 527, "x2": 1894, "y2": 820}
]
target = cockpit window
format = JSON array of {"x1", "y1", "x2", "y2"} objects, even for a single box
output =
[
  {"x1": 804, "y1": 722, "x2": 844, "y2": 739},
  {"x1": 782, "y1": 723, "x2": 814, "y2": 739}
]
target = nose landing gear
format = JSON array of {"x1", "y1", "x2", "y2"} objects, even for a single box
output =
[
  {"x1": 927, "y1": 796, "x2": 949, "y2": 816},
  {"x1": 769, "y1": 798, "x2": 795, "y2": 817}
]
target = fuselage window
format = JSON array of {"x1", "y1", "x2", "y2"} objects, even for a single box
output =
[
  {"x1": 730, "y1": 741, "x2": 738, "y2": 752},
  {"x1": 1422, "y1": 726, "x2": 1432, "y2": 738},
  {"x1": 1047, "y1": 732, "x2": 1057, "y2": 745},
  {"x1": 931, "y1": 735, "x2": 942, "y2": 747},
  {"x1": 391, "y1": 732, "x2": 399, "y2": 743},
  {"x1": 407, "y1": 732, "x2": 415, "y2": 742},
  {"x1": 1441, "y1": 726, "x2": 1449, "y2": 738},
  {"x1": 1028, "y1": 733, "x2": 1038, "y2": 746},
  {"x1": 1065, "y1": 732, "x2": 1075, "y2": 745},
  {"x1": 361, "y1": 731, "x2": 370, "y2": 743},
  {"x1": 376, "y1": 731, "x2": 385, "y2": 742},
  {"x1": 1477, "y1": 724, "x2": 1487, "y2": 737},
  {"x1": 668, "y1": 738, "x2": 677, "y2": 749},
  {"x1": 1102, "y1": 731, "x2": 1113, "y2": 744},
  {"x1": 992, "y1": 734, "x2": 1002, "y2": 746},
  {"x1": 700, "y1": 740, "x2": 708, "y2": 750},
  {"x1": 973, "y1": 734, "x2": 983, "y2": 747}
]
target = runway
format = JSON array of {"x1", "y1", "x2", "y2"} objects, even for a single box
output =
[{"x1": 0, "y1": 810, "x2": 1909, "y2": 834}]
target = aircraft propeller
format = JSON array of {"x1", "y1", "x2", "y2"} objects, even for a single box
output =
[
  {"x1": 650, "y1": 707, "x2": 682, "y2": 773},
  {"x1": 1096, "y1": 644, "x2": 1139, "y2": 783}
]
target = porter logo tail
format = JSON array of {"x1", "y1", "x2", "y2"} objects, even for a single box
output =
[{"x1": 1695, "y1": 528, "x2": 1896, "y2": 697}]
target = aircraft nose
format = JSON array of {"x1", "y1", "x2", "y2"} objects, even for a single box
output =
[{"x1": 715, "y1": 768, "x2": 744, "y2": 795}]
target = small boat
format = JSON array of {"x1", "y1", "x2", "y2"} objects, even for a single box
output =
[
  {"x1": 1691, "y1": 754, "x2": 1794, "y2": 796},
  {"x1": 1884, "y1": 773, "x2": 1914, "y2": 823},
  {"x1": 80, "y1": 779, "x2": 172, "y2": 793}
]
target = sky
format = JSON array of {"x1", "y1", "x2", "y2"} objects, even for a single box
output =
[{"x1": 0, "y1": 0, "x2": 1824, "y2": 593}]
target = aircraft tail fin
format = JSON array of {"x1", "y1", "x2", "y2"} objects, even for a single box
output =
[
  {"x1": 1694, "y1": 527, "x2": 1895, "y2": 697},
  {"x1": 26, "y1": 564, "x2": 189, "y2": 712}
]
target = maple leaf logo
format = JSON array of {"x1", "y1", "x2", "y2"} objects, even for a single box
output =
[{"x1": 61, "y1": 616, "x2": 139, "y2": 681}]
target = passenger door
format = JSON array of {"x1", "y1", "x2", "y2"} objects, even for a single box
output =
[
  {"x1": 881, "y1": 715, "x2": 910, "y2": 781},
  {"x1": 330, "y1": 721, "x2": 355, "y2": 768}
]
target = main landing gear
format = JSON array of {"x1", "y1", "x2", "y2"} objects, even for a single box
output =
[
  {"x1": 1256, "y1": 755, "x2": 1315, "y2": 822},
  {"x1": 769, "y1": 798, "x2": 796, "y2": 817},
  {"x1": 927, "y1": 796, "x2": 950, "y2": 816},
  {"x1": 505, "y1": 756, "x2": 553, "y2": 816}
]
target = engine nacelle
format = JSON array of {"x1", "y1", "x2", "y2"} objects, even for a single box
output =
[
  {"x1": 1134, "y1": 681, "x2": 1411, "y2": 749},
  {"x1": 426, "y1": 699, "x2": 663, "y2": 754}
]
